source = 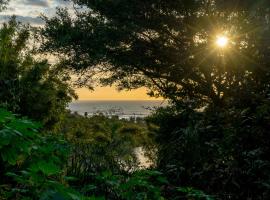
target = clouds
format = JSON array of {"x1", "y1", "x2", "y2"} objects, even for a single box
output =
[
  {"x1": 0, "y1": 0, "x2": 72, "y2": 26},
  {"x1": 0, "y1": 15, "x2": 44, "y2": 26},
  {"x1": 23, "y1": 0, "x2": 50, "y2": 7}
]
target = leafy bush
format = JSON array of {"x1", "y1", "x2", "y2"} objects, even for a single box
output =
[
  {"x1": 0, "y1": 109, "x2": 81, "y2": 199},
  {"x1": 60, "y1": 113, "x2": 155, "y2": 178},
  {"x1": 177, "y1": 187, "x2": 214, "y2": 200},
  {"x1": 148, "y1": 101, "x2": 270, "y2": 200},
  {"x1": 78, "y1": 169, "x2": 168, "y2": 200}
]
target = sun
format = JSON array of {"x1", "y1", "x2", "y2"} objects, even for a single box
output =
[{"x1": 216, "y1": 36, "x2": 228, "y2": 48}]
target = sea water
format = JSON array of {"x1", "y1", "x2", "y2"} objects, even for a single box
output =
[{"x1": 68, "y1": 100, "x2": 167, "y2": 119}]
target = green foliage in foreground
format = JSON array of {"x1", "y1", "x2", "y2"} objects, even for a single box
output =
[
  {"x1": 0, "y1": 109, "x2": 213, "y2": 200},
  {"x1": 0, "y1": 109, "x2": 80, "y2": 199}
]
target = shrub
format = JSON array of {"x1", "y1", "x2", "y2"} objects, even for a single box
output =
[
  {"x1": 148, "y1": 101, "x2": 270, "y2": 200},
  {"x1": 0, "y1": 109, "x2": 81, "y2": 199}
]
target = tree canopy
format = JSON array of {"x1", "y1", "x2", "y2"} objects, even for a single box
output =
[
  {"x1": 41, "y1": 0, "x2": 270, "y2": 108},
  {"x1": 0, "y1": 18, "x2": 77, "y2": 129}
]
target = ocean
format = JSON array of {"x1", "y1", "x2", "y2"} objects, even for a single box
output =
[{"x1": 68, "y1": 100, "x2": 167, "y2": 119}]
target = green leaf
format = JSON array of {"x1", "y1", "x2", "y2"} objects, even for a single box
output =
[
  {"x1": 37, "y1": 161, "x2": 61, "y2": 175},
  {"x1": 2, "y1": 148, "x2": 18, "y2": 165},
  {"x1": 0, "y1": 129, "x2": 13, "y2": 146}
]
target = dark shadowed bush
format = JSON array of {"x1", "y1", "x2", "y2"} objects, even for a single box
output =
[{"x1": 148, "y1": 100, "x2": 270, "y2": 200}]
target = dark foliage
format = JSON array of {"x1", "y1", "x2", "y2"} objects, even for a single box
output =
[
  {"x1": 0, "y1": 18, "x2": 77, "y2": 129},
  {"x1": 147, "y1": 99, "x2": 270, "y2": 199}
]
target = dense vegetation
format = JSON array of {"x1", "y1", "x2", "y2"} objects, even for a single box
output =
[
  {"x1": 0, "y1": 17, "x2": 77, "y2": 129},
  {"x1": 0, "y1": 109, "x2": 213, "y2": 199},
  {"x1": 1, "y1": 0, "x2": 270, "y2": 199}
]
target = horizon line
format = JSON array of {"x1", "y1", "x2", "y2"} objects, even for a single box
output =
[{"x1": 73, "y1": 99, "x2": 166, "y2": 101}]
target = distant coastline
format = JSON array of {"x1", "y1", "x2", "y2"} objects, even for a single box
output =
[{"x1": 68, "y1": 100, "x2": 167, "y2": 119}]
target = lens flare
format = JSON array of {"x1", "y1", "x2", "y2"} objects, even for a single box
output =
[{"x1": 216, "y1": 36, "x2": 228, "y2": 48}]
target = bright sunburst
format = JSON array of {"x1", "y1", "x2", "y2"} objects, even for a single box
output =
[{"x1": 216, "y1": 36, "x2": 228, "y2": 48}]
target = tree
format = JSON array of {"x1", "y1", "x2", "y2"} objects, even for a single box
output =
[
  {"x1": 0, "y1": 18, "x2": 77, "y2": 129},
  {"x1": 41, "y1": 0, "x2": 270, "y2": 107},
  {"x1": 146, "y1": 100, "x2": 270, "y2": 199}
]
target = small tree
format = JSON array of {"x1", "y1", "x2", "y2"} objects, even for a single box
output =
[{"x1": 0, "y1": 17, "x2": 77, "y2": 129}]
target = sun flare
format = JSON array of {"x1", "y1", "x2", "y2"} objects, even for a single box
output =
[{"x1": 216, "y1": 36, "x2": 228, "y2": 48}]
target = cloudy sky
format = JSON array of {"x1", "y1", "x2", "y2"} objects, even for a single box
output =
[
  {"x1": 0, "y1": 0, "x2": 156, "y2": 100},
  {"x1": 0, "y1": 0, "x2": 70, "y2": 25}
]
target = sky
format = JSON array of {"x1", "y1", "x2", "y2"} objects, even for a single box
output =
[{"x1": 0, "y1": 0, "x2": 157, "y2": 100}]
